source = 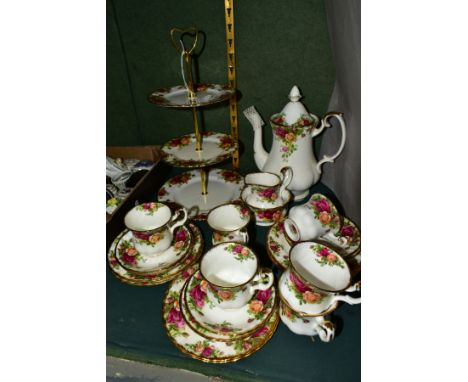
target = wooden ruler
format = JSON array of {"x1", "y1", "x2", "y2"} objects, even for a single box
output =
[{"x1": 224, "y1": 0, "x2": 239, "y2": 170}]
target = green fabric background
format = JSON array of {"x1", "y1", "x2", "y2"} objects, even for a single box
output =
[{"x1": 106, "y1": 0, "x2": 335, "y2": 173}]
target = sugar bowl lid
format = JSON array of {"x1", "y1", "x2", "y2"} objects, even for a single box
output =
[{"x1": 279, "y1": 86, "x2": 310, "y2": 125}]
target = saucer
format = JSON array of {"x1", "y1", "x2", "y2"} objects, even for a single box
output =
[
  {"x1": 183, "y1": 270, "x2": 276, "y2": 337},
  {"x1": 241, "y1": 187, "x2": 291, "y2": 227},
  {"x1": 115, "y1": 225, "x2": 192, "y2": 274},
  {"x1": 318, "y1": 216, "x2": 361, "y2": 258},
  {"x1": 267, "y1": 219, "x2": 361, "y2": 276},
  {"x1": 160, "y1": 132, "x2": 238, "y2": 168},
  {"x1": 163, "y1": 265, "x2": 280, "y2": 363},
  {"x1": 266, "y1": 220, "x2": 291, "y2": 269},
  {"x1": 108, "y1": 222, "x2": 204, "y2": 286},
  {"x1": 179, "y1": 282, "x2": 275, "y2": 341}
]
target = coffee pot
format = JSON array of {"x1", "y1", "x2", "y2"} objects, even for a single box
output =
[{"x1": 244, "y1": 86, "x2": 346, "y2": 201}]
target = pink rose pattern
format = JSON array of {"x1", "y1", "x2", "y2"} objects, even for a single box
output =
[
  {"x1": 117, "y1": 240, "x2": 142, "y2": 265},
  {"x1": 135, "y1": 202, "x2": 159, "y2": 216},
  {"x1": 218, "y1": 135, "x2": 234, "y2": 150},
  {"x1": 169, "y1": 173, "x2": 193, "y2": 186},
  {"x1": 168, "y1": 135, "x2": 191, "y2": 149},
  {"x1": 164, "y1": 275, "x2": 276, "y2": 360},
  {"x1": 164, "y1": 291, "x2": 188, "y2": 338},
  {"x1": 308, "y1": 194, "x2": 340, "y2": 230},
  {"x1": 257, "y1": 209, "x2": 283, "y2": 223},
  {"x1": 312, "y1": 243, "x2": 345, "y2": 268},
  {"x1": 254, "y1": 187, "x2": 278, "y2": 203},
  {"x1": 286, "y1": 271, "x2": 325, "y2": 305},
  {"x1": 271, "y1": 113, "x2": 314, "y2": 159},
  {"x1": 225, "y1": 243, "x2": 255, "y2": 262},
  {"x1": 220, "y1": 170, "x2": 242, "y2": 184}
]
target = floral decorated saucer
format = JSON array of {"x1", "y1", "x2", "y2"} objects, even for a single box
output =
[
  {"x1": 267, "y1": 219, "x2": 361, "y2": 276},
  {"x1": 161, "y1": 132, "x2": 238, "y2": 168},
  {"x1": 107, "y1": 222, "x2": 204, "y2": 286},
  {"x1": 163, "y1": 265, "x2": 280, "y2": 363},
  {"x1": 148, "y1": 84, "x2": 234, "y2": 108},
  {"x1": 183, "y1": 270, "x2": 276, "y2": 337},
  {"x1": 179, "y1": 282, "x2": 274, "y2": 341},
  {"x1": 318, "y1": 216, "x2": 361, "y2": 258},
  {"x1": 115, "y1": 225, "x2": 192, "y2": 274},
  {"x1": 158, "y1": 169, "x2": 244, "y2": 220},
  {"x1": 266, "y1": 220, "x2": 291, "y2": 269}
]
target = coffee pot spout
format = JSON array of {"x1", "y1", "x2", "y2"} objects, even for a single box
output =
[{"x1": 243, "y1": 106, "x2": 269, "y2": 170}]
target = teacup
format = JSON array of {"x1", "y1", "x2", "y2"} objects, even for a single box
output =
[
  {"x1": 207, "y1": 203, "x2": 251, "y2": 244},
  {"x1": 279, "y1": 301, "x2": 335, "y2": 342},
  {"x1": 200, "y1": 242, "x2": 274, "y2": 309},
  {"x1": 241, "y1": 186, "x2": 292, "y2": 227},
  {"x1": 279, "y1": 241, "x2": 361, "y2": 316},
  {"x1": 243, "y1": 167, "x2": 293, "y2": 208},
  {"x1": 124, "y1": 202, "x2": 187, "y2": 255},
  {"x1": 284, "y1": 193, "x2": 341, "y2": 242}
]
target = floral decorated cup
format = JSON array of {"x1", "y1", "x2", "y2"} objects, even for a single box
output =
[
  {"x1": 207, "y1": 203, "x2": 251, "y2": 245},
  {"x1": 279, "y1": 242, "x2": 361, "y2": 316},
  {"x1": 200, "y1": 242, "x2": 274, "y2": 309},
  {"x1": 284, "y1": 193, "x2": 341, "y2": 242},
  {"x1": 279, "y1": 301, "x2": 335, "y2": 342},
  {"x1": 241, "y1": 186, "x2": 292, "y2": 227},
  {"x1": 243, "y1": 167, "x2": 293, "y2": 209},
  {"x1": 124, "y1": 202, "x2": 188, "y2": 255}
]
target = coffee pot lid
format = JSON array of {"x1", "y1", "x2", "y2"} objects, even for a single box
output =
[{"x1": 279, "y1": 86, "x2": 309, "y2": 125}]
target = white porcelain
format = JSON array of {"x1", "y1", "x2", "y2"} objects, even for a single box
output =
[
  {"x1": 149, "y1": 83, "x2": 235, "y2": 108},
  {"x1": 284, "y1": 193, "x2": 341, "y2": 241},
  {"x1": 279, "y1": 301, "x2": 335, "y2": 342},
  {"x1": 107, "y1": 222, "x2": 204, "y2": 286},
  {"x1": 200, "y1": 243, "x2": 274, "y2": 309},
  {"x1": 184, "y1": 270, "x2": 276, "y2": 336},
  {"x1": 163, "y1": 266, "x2": 280, "y2": 362},
  {"x1": 279, "y1": 242, "x2": 361, "y2": 316},
  {"x1": 207, "y1": 203, "x2": 250, "y2": 244},
  {"x1": 114, "y1": 226, "x2": 192, "y2": 273},
  {"x1": 160, "y1": 132, "x2": 238, "y2": 168},
  {"x1": 244, "y1": 167, "x2": 293, "y2": 201},
  {"x1": 124, "y1": 202, "x2": 188, "y2": 255},
  {"x1": 241, "y1": 187, "x2": 291, "y2": 227},
  {"x1": 244, "y1": 85, "x2": 347, "y2": 201},
  {"x1": 319, "y1": 216, "x2": 361, "y2": 258},
  {"x1": 157, "y1": 168, "x2": 244, "y2": 220},
  {"x1": 266, "y1": 220, "x2": 292, "y2": 269}
]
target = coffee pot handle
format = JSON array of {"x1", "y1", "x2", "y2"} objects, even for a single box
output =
[
  {"x1": 169, "y1": 208, "x2": 188, "y2": 233},
  {"x1": 314, "y1": 112, "x2": 347, "y2": 174},
  {"x1": 279, "y1": 167, "x2": 293, "y2": 198}
]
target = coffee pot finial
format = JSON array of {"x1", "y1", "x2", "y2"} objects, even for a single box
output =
[{"x1": 288, "y1": 85, "x2": 302, "y2": 102}]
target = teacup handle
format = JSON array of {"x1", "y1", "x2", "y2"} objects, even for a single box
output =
[
  {"x1": 315, "y1": 317, "x2": 335, "y2": 342},
  {"x1": 169, "y1": 208, "x2": 188, "y2": 233},
  {"x1": 250, "y1": 269, "x2": 274, "y2": 292},
  {"x1": 240, "y1": 229, "x2": 249, "y2": 243},
  {"x1": 331, "y1": 281, "x2": 361, "y2": 305},
  {"x1": 284, "y1": 218, "x2": 300, "y2": 242}
]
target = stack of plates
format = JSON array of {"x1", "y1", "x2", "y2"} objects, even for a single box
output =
[{"x1": 162, "y1": 265, "x2": 280, "y2": 363}]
